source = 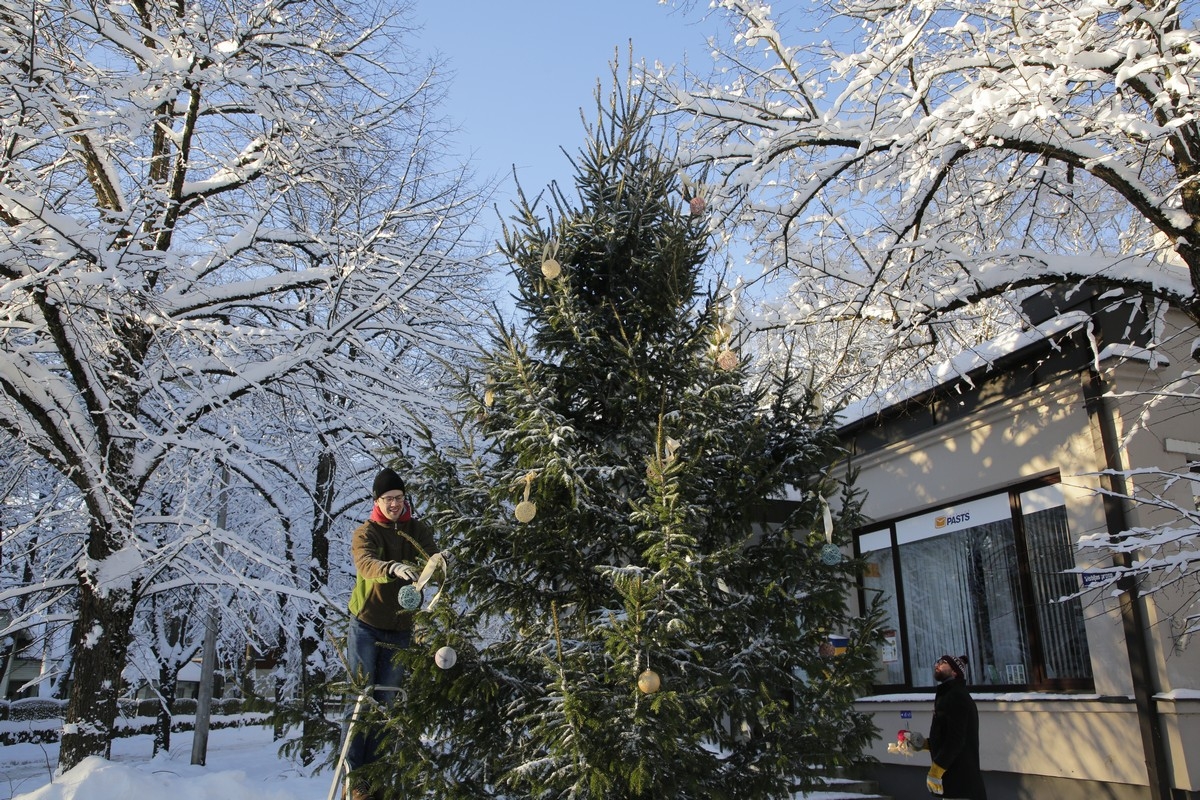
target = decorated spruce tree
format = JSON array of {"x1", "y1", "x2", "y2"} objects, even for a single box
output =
[{"x1": 373, "y1": 82, "x2": 882, "y2": 800}]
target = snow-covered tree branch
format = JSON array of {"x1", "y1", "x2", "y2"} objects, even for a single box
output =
[
  {"x1": 1, "y1": 0, "x2": 492, "y2": 768},
  {"x1": 657, "y1": 0, "x2": 1198, "y2": 324},
  {"x1": 651, "y1": 0, "x2": 1199, "y2": 630}
]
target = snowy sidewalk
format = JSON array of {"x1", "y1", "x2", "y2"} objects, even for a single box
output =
[{"x1": 0, "y1": 724, "x2": 885, "y2": 800}]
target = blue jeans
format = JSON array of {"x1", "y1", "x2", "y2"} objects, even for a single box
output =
[{"x1": 345, "y1": 617, "x2": 411, "y2": 775}]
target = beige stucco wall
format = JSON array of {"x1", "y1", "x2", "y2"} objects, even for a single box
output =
[
  {"x1": 859, "y1": 695, "x2": 1152, "y2": 784},
  {"x1": 1158, "y1": 696, "x2": 1200, "y2": 792},
  {"x1": 836, "y1": 316, "x2": 1200, "y2": 793},
  {"x1": 1099, "y1": 309, "x2": 1200, "y2": 697},
  {"x1": 839, "y1": 371, "x2": 1135, "y2": 696},
  {"x1": 860, "y1": 694, "x2": 1200, "y2": 792}
]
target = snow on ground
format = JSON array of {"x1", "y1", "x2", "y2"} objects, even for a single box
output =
[
  {"x1": 0, "y1": 724, "x2": 870, "y2": 800},
  {"x1": 1, "y1": 725, "x2": 327, "y2": 800}
]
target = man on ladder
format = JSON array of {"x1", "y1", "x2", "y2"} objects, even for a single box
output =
[{"x1": 337, "y1": 467, "x2": 437, "y2": 800}]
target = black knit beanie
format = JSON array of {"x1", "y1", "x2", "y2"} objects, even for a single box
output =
[
  {"x1": 939, "y1": 654, "x2": 968, "y2": 681},
  {"x1": 372, "y1": 468, "x2": 406, "y2": 499}
]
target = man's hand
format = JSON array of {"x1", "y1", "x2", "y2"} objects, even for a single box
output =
[{"x1": 388, "y1": 562, "x2": 419, "y2": 582}]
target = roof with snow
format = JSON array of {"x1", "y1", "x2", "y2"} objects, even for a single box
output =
[{"x1": 837, "y1": 311, "x2": 1093, "y2": 431}]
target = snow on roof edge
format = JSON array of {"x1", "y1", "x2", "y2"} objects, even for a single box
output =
[{"x1": 836, "y1": 311, "x2": 1093, "y2": 429}]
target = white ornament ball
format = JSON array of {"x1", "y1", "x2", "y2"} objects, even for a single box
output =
[
  {"x1": 541, "y1": 259, "x2": 562, "y2": 279},
  {"x1": 434, "y1": 646, "x2": 457, "y2": 670},
  {"x1": 637, "y1": 669, "x2": 661, "y2": 694}
]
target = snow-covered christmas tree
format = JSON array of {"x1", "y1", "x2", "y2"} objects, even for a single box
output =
[{"x1": 375, "y1": 80, "x2": 882, "y2": 800}]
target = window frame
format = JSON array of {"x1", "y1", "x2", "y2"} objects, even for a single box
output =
[{"x1": 855, "y1": 473, "x2": 1096, "y2": 693}]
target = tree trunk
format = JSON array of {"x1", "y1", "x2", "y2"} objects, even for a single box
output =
[
  {"x1": 1177, "y1": 240, "x2": 1200, "y2": 331},
  {"x1": 59, "y1": 578, "x2": 136, "y2": 770},
  {"x1": 154, "y1": 668, "x2": 178, "y2": 756},
  {"x1": 298, "y1": 448, "x2": 335, "y2": 764}
]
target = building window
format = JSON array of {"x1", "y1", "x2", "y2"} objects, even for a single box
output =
[{"x1": 857, "y1": 477, "x2": 1094, "y2": 691}]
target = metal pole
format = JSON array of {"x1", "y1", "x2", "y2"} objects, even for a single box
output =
[{"x1": 191, "y1": 462, "x2": 228, "y2": 766}]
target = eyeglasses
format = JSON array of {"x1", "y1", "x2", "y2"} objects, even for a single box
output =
[{"x1": 379, "y1": 494, "x2": 406, "y2": 505}]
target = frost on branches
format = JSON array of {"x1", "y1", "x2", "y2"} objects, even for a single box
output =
[
  {"x1": 0, "y1": 0, "x2": 487, "y2": 770},
  {"x1": 651, "y1": 0, "x2": 1200, "y2": 631}
]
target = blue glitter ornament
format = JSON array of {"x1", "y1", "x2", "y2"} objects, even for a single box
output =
[{"x1": 820, "y1": 542, "x2": 842, "y2": 565}]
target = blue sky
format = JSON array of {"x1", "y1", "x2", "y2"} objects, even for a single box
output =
[{"x1": 418, "y1": 1, "x2": 717, "y2": 232}]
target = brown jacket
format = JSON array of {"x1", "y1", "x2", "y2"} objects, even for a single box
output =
[{"x1": 348, "y1": 512, "x2": 436, "y2": 631}]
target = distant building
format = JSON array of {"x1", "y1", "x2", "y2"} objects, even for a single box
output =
[
  {"x1": 0, "y1": 623, "x2": 41, "y2": 700},
  {"x1": 828, "y1": 292, "x2": 1199, "y2": 800}
]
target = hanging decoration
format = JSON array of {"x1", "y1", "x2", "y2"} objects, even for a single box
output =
[
  {"x1": 713, "y1": 319, "x2": 737, "y2": 371},
  {"x1": 392, "y1": 550, "x2": 452, "y2": 613},
  {"x1": 681, "y1": 173, "x2": 706, "y2": 215},
  {"x1": 398, "y1": 583, "x2": 422, "y2": 611},
  {"x1": 434, "y1": 645, "x2": 458, "y2": 670},
  {"x1": 483, "y1": 387, "x2": 495, "y2": 407},
  {"x1": 637, "y1": 668, "x2": 661, "y2": 694},
  {"x1": 412, "y1": 550, "x2": 452, "y2": 610},
  {"x1": 541, "y1": 239, "x2": 562, "y2": 280},
  {"x1": 818, "y1": 497, "x2": 842, "y2": 565},
  {"x1": 513, "y1": 471, "x2": 537, "y2": 523}
]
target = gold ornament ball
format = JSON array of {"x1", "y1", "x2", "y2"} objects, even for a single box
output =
[
  {"x1": 514, "y1": 500, "x2": 537, "y2": 523},
  {"x1": 637, "y1": 669, "x2": 661, "y2": 694},
  {"x1": 716, "y1": 349, "x2": 738, "y2": 371},
  {"x1": 435, "y1": 646, "x2": 457, "y2": 670},
  {"x1": 483, "y1": 388, "x2": 495, "y2": 407},
  {"x1": 541, "y1": 259, "x2": 562, "y2": 279}
]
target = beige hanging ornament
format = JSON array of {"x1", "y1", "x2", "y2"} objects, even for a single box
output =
[
  {"x1": 716, "y1": 349, "x2": 738, "y2": 371},
  {"x1": 541, "y1": 239, "x2": 562, "y2": 280},
  {"x1": 681, "y1": 173, "x2": 706, "y2": 216},
  {"x1": 513, "y1": 470, "x2": 537, "y2": 523},
  {"x1": 637, "y1": 668, "x2": 661, "y2": 694},
  {"x1": 483, "y1": 387, "x2": 495, "y2": 407}
]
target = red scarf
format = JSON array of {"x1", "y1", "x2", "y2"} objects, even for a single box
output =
[{"x1": 369, "y1": 500, "x2": 412, "y2": 525}]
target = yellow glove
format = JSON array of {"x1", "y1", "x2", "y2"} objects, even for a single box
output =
[{"x1": 926, "y1": 762, "x2": 945, "y2": 796}]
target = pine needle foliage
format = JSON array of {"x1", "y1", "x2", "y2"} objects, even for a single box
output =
[{"x1": 378, "y1": 76, "x2": 882, "y2": 800}]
